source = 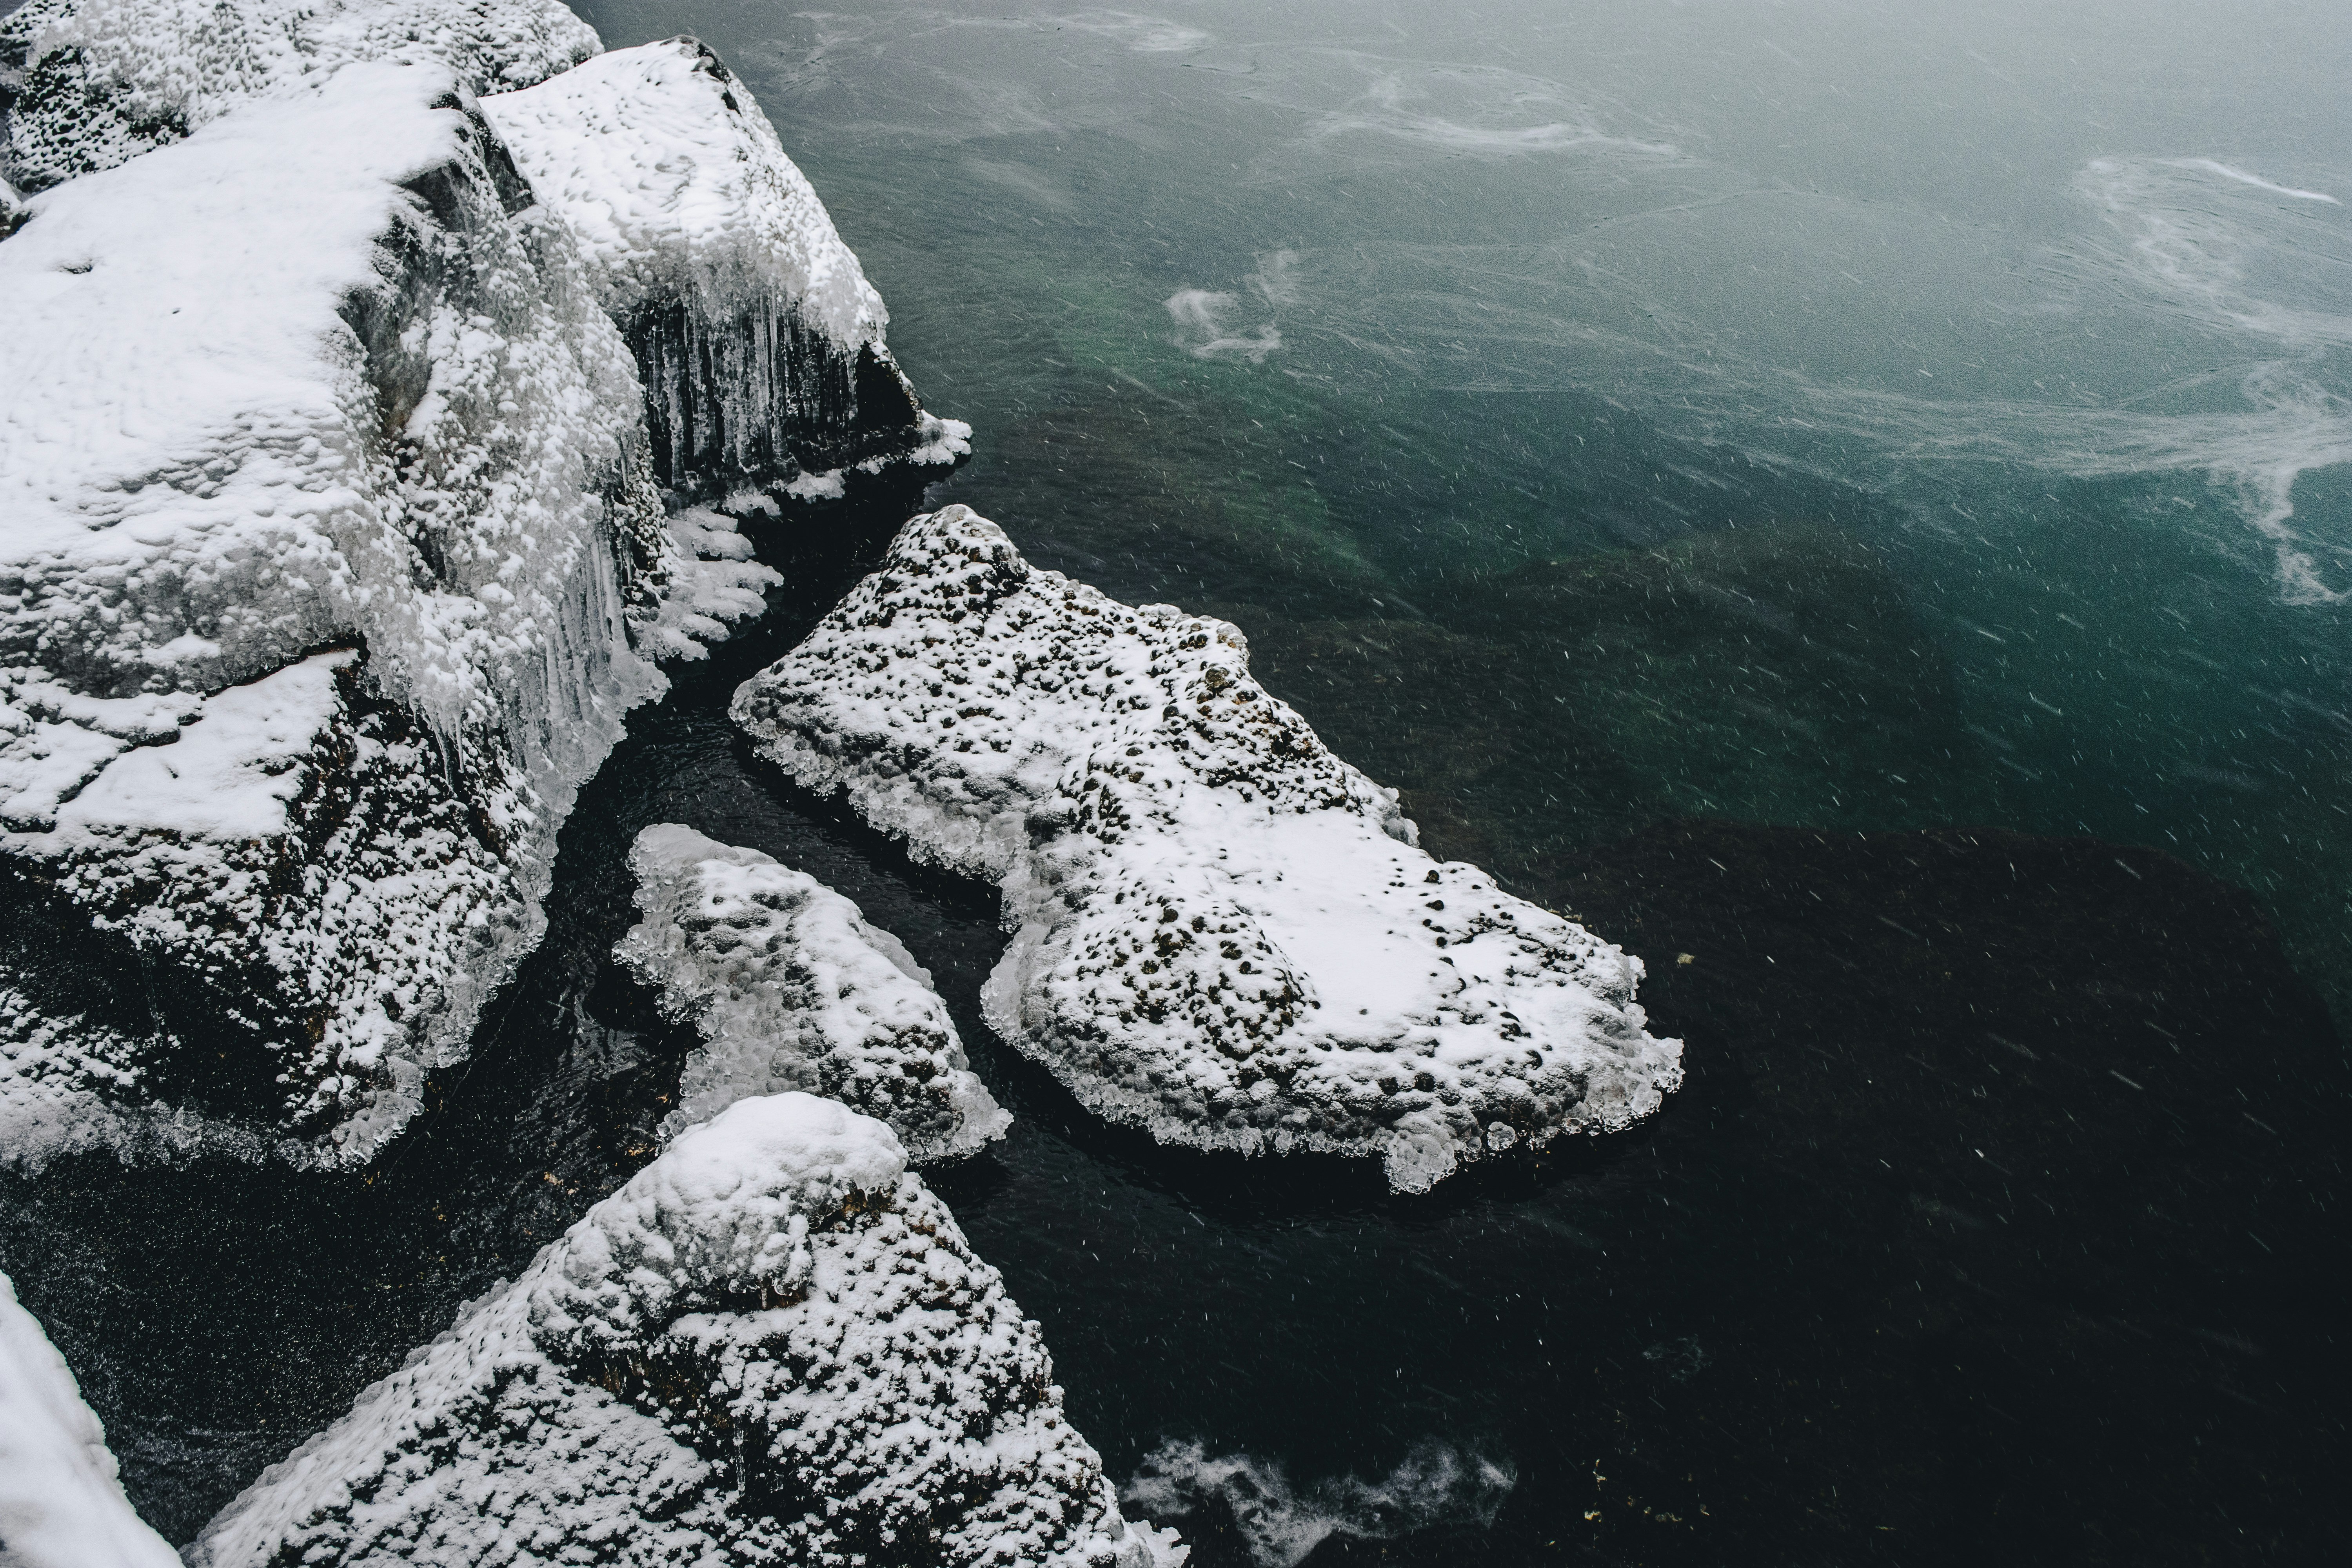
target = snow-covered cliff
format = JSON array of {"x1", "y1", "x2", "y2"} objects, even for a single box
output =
[
  {"x1": 0, "y1": 1272, "x2": 180, "y2": 1568},
  {"x1": 616, "y1": 823, "x2": 1009, "y2": 1157},
  {"x1": 733, "y1": 507, "x2": 1685, "y2": 1192},
  {"x1": 0, "y1": 3, "x2": 961, "y2": 1166},
  {"x1": 190, "y1": 1094, "x2": 1183, "y2": 1568}
]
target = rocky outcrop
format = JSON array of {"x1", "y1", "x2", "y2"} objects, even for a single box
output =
[
  {"x1": 0, "y1": 9, "x2": 959, "y2": 1166},
  {"x1": 0, "y1": 64, "x2": 680, "y2": 1164},
  {"x1": 481, "y1": 37, "x2": 970, "y2": 499},
  {"x1": 0, "y1": 1271, "x2": 180, "y2": 1568},
  {"x1": 190, "y1": 1094, "x2": 1184, "y2": 1568},
  {"x1": 616, "y1": 823, "x2": 1009, "y2": 1157},
  {"x1": 732, "y1": 507, "x2": 1684, "y2": 1192},
  {"x1": 0, "y1": 0, "x2": 598, "y2": 192}
]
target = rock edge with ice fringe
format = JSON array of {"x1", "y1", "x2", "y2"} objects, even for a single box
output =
[
  {"x1": 616, "y1": 823, "x2": 1010, "y2": 1157},
  {"x1": 0, "y1": 1272, "x2": 181, "y2": 1568},
  {"x1": 189, "y1": 1094, "x2": 1186, "y2": 1568},
  {"x1": 731, "y1": 506, "x2": 1684, "y2": 1192},
  {"x1": 479, "y1": 36, "x2": 973, "y2": 497}
]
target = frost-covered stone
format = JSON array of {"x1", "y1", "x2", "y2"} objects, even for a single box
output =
[
  {"x1": 616, "y1": 823, "x2": 1010, "y2": 1158},
  {"x1": 481, "y1": 37, "x2": 971, "y2": 496},
  {"x1": 0, "y1": 63, "x2": 700, "y2": 1163},
  {"x1": 0, "y1": 0, "x2": 597, "y2": 191},
  {"x1": 0, "y1": 16, "x2": 965, "y2": 1168},
  {"x1": 732, "y1": 507, "x2": 1685, "y2": 1192},
  {"x1": 190, "y1": 1094, "x2": 1186, "y2": 1568},
  {"x1": 1, "y1": 1271, "x2": 181, "y2": 1568}
]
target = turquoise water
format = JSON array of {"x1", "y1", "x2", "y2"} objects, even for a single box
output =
[{"x1": 576, "y1": 0, "x2": 2352, "y2": 1014}]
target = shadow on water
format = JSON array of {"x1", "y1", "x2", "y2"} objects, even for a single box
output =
[{"x1": 2, "y1": 470, "x2": 2348, "y2": 1566}]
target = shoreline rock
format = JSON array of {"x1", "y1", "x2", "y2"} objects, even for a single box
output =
[
  {"x1": 616, "y1": 823, "x2": 1010, "y2": 1158},
  {"x1": 189, "y1": 1094, "x2": 1184, "y2": 1568},
  {"x1": 0, "y1": 7, "x2": 962, "y2": 1167},
  {"x1": 732, "y1": 506, "x2": 1683, "y2": 1192}
]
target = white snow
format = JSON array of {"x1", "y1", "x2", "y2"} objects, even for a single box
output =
[
  {"x1": 0, "y1": 0, "x2": 598, "y2": 189},
  {"x1": 191, "y1": 1094, "x2": 1184, "y2": 1568},
  {"x1": 0, "y1": 1272, "x2": 181, "y2": 1568},
  {"x1": 479, "y1": 38, "x2": 886, "y2": 352},
  {"x1": 615, "y1": 823, "x2": 1010, "y2": 1157},
  {"x1": 733, "y1": 506, "x2": 1684, "y2": 1192}
]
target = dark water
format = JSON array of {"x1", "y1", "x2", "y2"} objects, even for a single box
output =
[{"x1": 9, "y1": 2, "x2": 2352, "y2": 1563}]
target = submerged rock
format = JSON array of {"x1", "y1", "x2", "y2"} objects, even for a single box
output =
[
  {"x1": 189, "y1": 1094, "x2": 1184, "y2": 1568},
  {"x1": 481, "y1": 37, "x2": 970, "y2": 497},
  {"x1": 732, "y1": 506, "x2": 1683, "y2": 1192},
  {"x1": 616, "y1": 823, "x2": 1009, "y2": 1158},
  {"x1": 0, "y1": 1271, "x2": 179, "y2": 1568}
]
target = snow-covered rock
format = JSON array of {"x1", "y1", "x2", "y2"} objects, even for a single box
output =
[
  {"x1": 0, "y1": 1271, "x2": 181, "y2": 1568},
  {"x1": 732, "y1": 507, "x2": 1684, "y2": 1192},
  {"x1": 481, "y1": 37, "x2": 971, "y2": 497},
  {"x1": 0, "y1": 9, "x2": 968, "y2": 1165},
  {"x1": 0, "y1": 0, "x2": 597, "y2": 192},
  {"x1": 616, "y1": 823, "x2": 1010, "y2": 1158},
  {"x1": 190, "y1": 1094, "x2": 1185, "y2": 1568},
  {"x1": 0, "y1": 63, "x2": 679, "y2": 1163}
]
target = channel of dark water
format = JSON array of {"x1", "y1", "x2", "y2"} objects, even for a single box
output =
[{"x1": 4, "y1": 478, "x2": 2347, "y2": 1564}]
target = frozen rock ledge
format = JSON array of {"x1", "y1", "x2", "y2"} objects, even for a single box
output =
[
  {"x1": 191, "y1": 1094, "x2": 1186, "y2": 1568},
  {"x1": 732, "y1": 506, "x2": 1685, "y2": 1192},
  {"x1": 616, "y1": 822, "x2": 1010, "y2": 1158}
]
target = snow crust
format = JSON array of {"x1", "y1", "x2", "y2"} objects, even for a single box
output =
[
  {"x1": 733, "y1": 507, "x2": 1684, "y2": 1192},
  {"x1": 0, "y1": 1272, "x2": 181, "y2": 1568},
  {"x1": 191, "y1": 1094, "x2": 1185, "y2": 1568},
  {"x1": 0, "y1": 0, "x2": 598, "y2": 191},
  {"x1": 616, "y1": 824, "x2": 1010, "y2": 1157}
]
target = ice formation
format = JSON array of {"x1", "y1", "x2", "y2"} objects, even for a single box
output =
[
  {"x1": 0, "y1": 0, "x2": 598, "y2": 192},
  {"x1": 191, "y1": 1094, "x2": 1185, "y2": 1568},
  {"x1": 480, "y1": 36, "x2": 972, "y2": 496},
  {"x1": 0, "y1": 1272, "x2": 181, "y2": 1568},
  {"x1": 733, "y1": 507, "x2": 1684, "y2": 1192},
  {"x1": 616, "y1": 823, "x2": 1009, "y2": 1157},
  {"x1": 1, "y1": 8, "x2": 957, "y2": 1165}
]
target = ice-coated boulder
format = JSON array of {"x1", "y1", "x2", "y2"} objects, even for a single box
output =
[
  {"x1": 732, "y1": 507, "x2": 1685, "y2": 1192},
  {"x1": 616, "y1": 823, "x2": 1010, "y2": 1157},
  {"x1": 0, "y1": 1272, "x2": 181, "y2": 1568},
  {"x1": 0, "y1": 63, "x2": 677, "y2": 1163},
  {"x1": 0, "y1": 0, "x2": 598, "y2": 192},
  {"x1": 481, "y1": 36, "x2": 972, "y2": 497},
  {"x1": 190, "y1": 1094, "x2": 1186, "y2": 1568}
]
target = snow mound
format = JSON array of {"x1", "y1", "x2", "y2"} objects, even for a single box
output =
[
  {"x1": 0, "y1": 1272, "x2": 181, "y2": 1568},
  {"x1": 616, "y1": 823, "x2": 1010, "y2": 1158},
  {"x1": 732, "y1": 507, "x2": 1684, "y2": 1192},
  {"x1": 482, "y1": 38, "x2": 972, "y2": 495},
  {"x1": 191, "y1": 1094, "x2": 1186, "y2": 1568},
  {"x1": 0, "y1": 64, "x2": 689, "y2": 1163},
  {"x1": 0, "y1": 0, "x2": 598, "y2": 191}
]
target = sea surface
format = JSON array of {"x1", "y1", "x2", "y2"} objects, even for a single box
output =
[{"x1": 9, "y1": 2, "x2": 2352, "y2": 1562}]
